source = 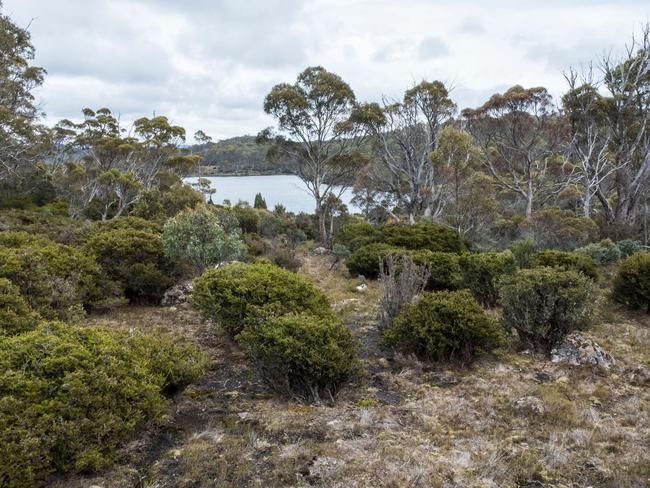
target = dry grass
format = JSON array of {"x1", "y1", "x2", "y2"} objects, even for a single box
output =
[{"x1": 55, "y1": 254, "x2": 650, "y2": 488}]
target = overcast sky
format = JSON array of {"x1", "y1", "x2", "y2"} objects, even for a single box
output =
[{"x1": 4, "y1": 0, "x2": 650, "y2": 142}]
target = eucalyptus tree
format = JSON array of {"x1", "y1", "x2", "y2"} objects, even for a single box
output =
[
  {"x1": 462, "y1": 85, "x2": 567, "y2": 218},
  {"x1": 260, "y1": 66, "x2": 365, "y2": 245},
  {"x1": 352, "y1": 81, "x2": 456, "y2": 223}
]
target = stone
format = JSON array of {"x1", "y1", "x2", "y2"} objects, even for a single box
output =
[
  {"x1": 313, "y1": 246, "x2": 329, "y2": 255},
  {"x1": 513, "y1": 396, "x2": 546, "y2": 415},
  {"x1": 161, "y1": 280, "x2": 193, "y2": 307},
  {"x1": 624, "y1": 365, "x2": 650, "y2": 386},
  {"x1": 355, "y1": 283, "x2": 368, "y2": 293},
  {"x1": 550, "y1": 333, "x2": 615, "y2": 370}
]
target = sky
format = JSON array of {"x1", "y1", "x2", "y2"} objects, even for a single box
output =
[{"x1": 4, "y1": 0, "x2": 650, "y2": 142}]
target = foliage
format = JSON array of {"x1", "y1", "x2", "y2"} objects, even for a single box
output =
[
  {"x1": 131, "y1": 183, "x2": 203, "y2": 221},
  {"x1": 616, "y1": 239, "x2": 643, "y2": 258},
  {"x1": 85, "y1": 228, "x2": 173, "y2": 302},
  {"x1": 90, "y1": 215, "x2": 163, "y2": 234},
  {"x1": 253, "y1": 192, "x2": 267, "y2": 209},
  {"x1": 345, "y1": 243, "x2": 403, "y2": 279},
  {"x1": 509, "y1": 237, "x2": 537, "y2": 268},
  {"x1": 500, "y1": 267, "x2": 594, "y2": 350},
  {"x1": 0, "y1": 278, "x2": 40, "y2": 335},
  {"x1": 458, "y1": 251, "x2": 517, "y2": 307},
  {"x1": 576, "y1": 239, "x2": 621, "y2": 265},
  {"x1": 192, "y1": 262, "x2": 332, "y2": 336},
  {"x1": 521, "y1": 208, "x2": 599, "y2": 250},
  {"x1": 378, "y1": 222, "x2": 466, "y2": 253},
  {"x1": 162, "y1": 205, "x2": 245, "y2": 274},
  {"x1": 531, "y1": 250, "x2": 598, "y2": 280},
  {"x1": 612, "y1": 252, "x2": 650, "y2": 313},
  {"x1": 411, "y1": 251, "x2": 462, "y2": 291},
  {"x1": 0, "y1": 321, "x2": 207, "y2": 487},
  {"x1": 238, "y1": 313, "x2": 361, "y2": 402},
  {"x1": 333, "y1": 221, "x2": 380, "y2": 252},
  {"x1": 383, "y1": 290, "x2": 504, "y2": 362}
]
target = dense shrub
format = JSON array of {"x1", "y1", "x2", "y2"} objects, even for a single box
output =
[
  {"x1": 613, "y1": 252, "x2": 650, "y2": 313},
  {"x1": 508, "y1": 237, "x2": 537, "y2": 268},
  {"x1": 458, "y1": 251, "x2": 517, "y2": 307},
  {"x1": 90, "y1": 216, "x2": 162, "y2": 235},
  {"x1": 0, "y1": 202, "x2": 87, "y2": 245},
  {"x1": 531, "y1": 250, "x2": 598, "y2": 280},
  {"x1": 0, "y1": 278, "x2": 40, "y2": 335},
  {"x1": 192, "y1": 262, "x2": 332, "y2": 335},
  {"x1": 162, "y1": 205, "x2": 246, "y2": 274},
  {"x1": 616, "y1": 239, "x2": 643, "y2": 258},
  {"x1": 238, "y1": 313, "x2": 361, "y2": 402},
  {"x1": 0, "y1": 322, "x2": 207, "y2": 487},
  {"x1": 500, "y1": 267, "x2": 594, "y2": 351},
  {"x1": 85, "y1": 229, "x2": 173, "y2": 302},
  {"x1": 383, "y1": 290, "x2": 504, "y2": 362},
  {"x1": 346, "y1": 243, "x2": 403, "y2": 279},
  {"x1": 266, "y1": 243, "x2": 302, "y2": 272},
  {"x1": 230, "y1": 204, "x2": 261, "y2": 234},
  {"x1": 334, "y1": 222, "x2": 380, "y2": 251},
  {"x1": 576, "y1": 239, "x2": 621, "y2": 265},
  {"x1": 131, "y1": 183, "x2": 203, "y2": 221},
  {"x1": 521, "y1": 208, "x2": 599, "y2": 250},
  {"x1": 411, "y1": 251, "x2": 462, "y2": 291},
  {"x1": 0, "y1": 232, "x2": 122, "y2": 320},
  {"x1": 379, "y1": 222, "x2": 466, "y2": 253}
]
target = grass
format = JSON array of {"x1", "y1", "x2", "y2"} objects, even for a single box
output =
[{"x1": 53, "y1": 253, "x2": 650, "y2": 488}]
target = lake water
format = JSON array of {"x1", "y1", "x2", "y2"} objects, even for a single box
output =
[{"x1": 184, "y1": 175, "x2": 357, "y2": 214}]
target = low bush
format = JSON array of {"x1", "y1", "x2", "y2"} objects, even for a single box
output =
[
  {"x1": 346, "y1": 243, "x2": 403, "y2": 279},
  {"x1": 411, "y1": 250, "x2": 462, "y2": 291},
  {"x1": 131, "y1": 183, "x2": 203, "y2": 221},
  {"x1": 500, "y1": 267, "x2": 594, "y2": 351},
  {"x1": 508, "y1": 238, "x2": 537, "y2": 268},
  {"x1": 576, "y1": 239, "x2": 621, "y2": 265},
  {"x1": 192, "y1": 262, "x2": 332, "y2": 336},
  {"x1": 459, "y1": 251, "x2": 517, "y2": 307},
  {"x1": 531, "y1": 250, "x2": 598, "y2": 280},
  {"x1": 612, "y1": 252, "x2": 650, "y2": 313},
  {"x1": 379, "y1": 222, "x2": 466, "y2": 253},
  {"x1": 85, "y1": 229, "x2": 173, "y2": 302},
  {"x1": 521, "y1": 207, "x2": 599, "y2": 250},
  {"x1": 0, "y1": 322, "x2": 207, "y2": 487},
  {"x1": 616, "y1": 239, "x2": 643, "y2": 258},
  {"x1": 238, "y1": 313, "x2": 361, "y2": 402},
  {"x1": 334, "y1": 222, "x2": 380, "y2": 251},
  {"x1": 0, "y1": 278, "x2": 40, "y2": 335},
  {"x1": 382, "y1": 290, "x2": 504, "y2": 362}
]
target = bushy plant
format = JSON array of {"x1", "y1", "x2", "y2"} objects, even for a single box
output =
[
  {"x1": 383, "y1": 290, "x2": 504, "y2": 362},
  {"x1": 613, "y1": 252, "x2": 650, "y2": 313},
  {"x1": 192, "y1": 262, "x2": 332, "y2": 335},
  {"x1": 85, "y1": 229, "x2": 173, "y2": 302},
  {"x1": 500, "y1": 267, "x2": 594, "y2": 350},
  {"x1": 334, "y1": 222, "x2": 380, "y2": 251},
  {"x1": 131, "y1": 183, "x2": 203, "y2": 221},
  {"x1": 0, "y1": 232, "x2": 123, "y2": 320},
  {"x1": 238, "y1": 313, "x2": 361, "y2": 402},
  {"x1": 521, "y1": 208, "x2": 598, "y2": 250},
  {"x1": 616, "y1": 239, "x2": 643, "y2": 258},
  {"x1": 411, "y1": 250, "x2": 462, "y2": 291},
  {"x1": 0, "y1": 278, "x2": 40, "y2": 335},
  {"x1": 459, "y1": 251, "x2": 517, "y2": 307},
  {"x1": 0, "y1": 321, "x2": 207, "y2": 487},
  {"x1": 162, "y1": 205, "x2": 246, "y2": 274},
  {"x1": 266, "y1": 243, "x2": 302, "y2": 272},
  {"x1": 508, "y1": 237, "x2": 537, "y2": 268},
  {"x1": 576, "y1": 239, "x2": 621, "y2": 265},
  {"x1": 346, "y1": 243, "x2": 403, "y2": 279},
  {"x1": 531, "y1": 250, "x2": 598, "y2": 280},
  {"x1": 90, "y1": 215, "x2": 163, "y2": 234},
  {"x1": 378, "y1": 222, "x2": 466, "y2": 253}
]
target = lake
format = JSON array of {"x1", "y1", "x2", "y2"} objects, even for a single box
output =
[{"x1": 184, "y1": 175, "x2": 357, "y2": 214}]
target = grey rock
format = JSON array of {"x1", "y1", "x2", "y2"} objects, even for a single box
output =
[
  {"x1": 514, "y1": 396, "x2": 546, "y2": 415},
  {"x1": 161, "y1": 280, "x2": 193, "y2": 307},
  {"x1": 550, "y1": 333, "x2": 615, "y2": 370},
  {"x1": 313, "y1": 246, "x2": 329, "y2": 255},
  {"x1": 624, "y1": 365, "x2": 650, "y2": 386},
  {"x1": 355, "y1": 283, "x2": 368, "y2": 293}
]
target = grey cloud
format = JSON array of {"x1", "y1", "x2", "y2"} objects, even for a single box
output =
[{"x1": 417, "y1": 37, "x2": 450, "y2": 59}]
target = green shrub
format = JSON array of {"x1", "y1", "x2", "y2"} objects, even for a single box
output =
[
  {"x1": 508, "y1": 237, "x2": 537, "y2": 268},
  {"x1": 379, "y1": 222, "x2": 466, "y2": 253},
  {"x1": 521, "y1": 208, "x2": 598, "y2": 250},
  {"x1": 346, "y1": 243, "x2": 404, "y2": 279},
  {"x1": 85, "y1": 229, "x2": 173, "y2": 302},
  {"x1": 411, "y1": 251, "x2": 462, "y2": 291},
  {"x1": 192, "y1": 262, "x2": 332, "y2": 336},
  {"x1": 612, "y1": 252, "x2": 650, "y2": 313},
  {"x1": 0, "y1": 232, "x2": 123, "y2": 320},
  {"x1": 531, "y1": 250, "x2": 598, "y2": 280},
  {"x1": 238, "y1": 313, "x2": 361, "y2": 401},
  {"x1": 334, "y1": 222, "x2": 380, "y2": 251},
  {"x1": 500, "y1": 267, "x2": 594, "y2": 351},
  {"x1": 383, "y1": 290, "x2": 504, "y2": 362},
  {"x1": 131, "y1": 183, "x2": 203, "y2": 221},
  {"x1": 0, "y1": 321, "x2": 207, "y2": 487},
  {"x1": 459, "y1": 251, "x2": 517, "y2": 307},
  {"x1": 576, "y1": 239, "x2": 621, "y2": 265},
  {"x1": 0, "y1": 278, "x2": 40, "y2": 335},
  {"x1": 616, "y1": 239, "x2": 643, "y2": 258},
  {"x1": 90, "y1": 216, "x2": 162, "y2": 235}
]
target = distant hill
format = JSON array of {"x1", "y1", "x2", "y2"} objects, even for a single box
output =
[{"x1": 190, "y1": 135, "x2": 297, "y2": 175}]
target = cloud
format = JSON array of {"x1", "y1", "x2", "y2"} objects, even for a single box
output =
[{"x1": 417, "y1": 37, "x2": 450, "y2": 59}]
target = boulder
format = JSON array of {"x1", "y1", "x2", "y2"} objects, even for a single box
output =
[
  {"x1": 161, "y1": 280, "x2": 193, "y2": 307},
  {"x1": 624, "y1": 365, "x2": 650, "y2": 386},
  {"x1": 513, "y1": 396, "x2": 546, "y2": 415},
  {"x1": 313, "y1": 246, "x2": 329, "y2": 255},
  {"x1": 550, "y1": 333, "x2": 615, "y2": 370},
  {"x1": 355, "y1": 283, "x2": 368, "y2": 293}
]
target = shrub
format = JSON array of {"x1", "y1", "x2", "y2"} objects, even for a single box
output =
[
  {"x1": 500, "y1": 267, "x2": 594, "y2": 351},
  {"x1": 90, "y1": 216, "x2": 162, "y2": 235},
  {"x1": 531, "y1": 250, "x2": 598, "y2": 280},
  {"x1": 85, "y1": 229, "x2": 173, "y2": 302},
  {"x1": 616, "y1": 239, "x2": 643, "y2": 258},
  {"x1": 576, "y1": 239, "x2": 621, "y2": 265},
  {"x1": 192, "y1": 262, "x2": 332, "y2": 336},
  {"x1": 378, "y1": 222, "x2": 466, "y2": 253},
  {"x1": 0, "y1": 278, "x2": 40, "y2": 335},
  {"x1": 131, "y1": 183, "x2": 203, "y2": 221},
  {"x1": 411, "y1": 251, "x2": 462, "y2": 291},
  {"x1": 238, "y1": 313, "x2": 361, "y2": 402},
  {"x1": 162, "y1": 205, "x2": 246, "y2": 274},
  {"x1": 521, "y1": 208, "x2": 598, "y2": 250},
  {"x1": 0, "y1": 322, "x2": 207, "y2": 487},
  {"x1": 334, "y1": 222, "x2": 380, "y2": 251},
  {"x1": 0, "y1": 232, "x2": 123, "y2": 320},
  {"x1": 266, "y1": 244, "x2": 302, "y2": 272},
  {"x1": 508, "y1": 237, "x2": 537, "y2": 268},
  {"x1": 459, "y1": 251, "x2": 517, "y2": 307},
  {"x1": 383, "y1": 290, "x2": 504, "y2": 362},
  {"x1": 613, "y1": 252, "x2": 650, "y2": 313},
  {"x1": 346, "y1": 243, "x2": 403, "y2": 279}
]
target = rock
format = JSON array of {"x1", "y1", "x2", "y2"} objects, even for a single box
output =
[
  {"x1": 534, "y1": 370, "x2": 554, "y2": 383},
  {"x1": 624, "y1": 365, "x2": 650, "y2": 386},
  {"x1": 355, "y1": 283, "x2": 368, "y2": 293},
  {"x1": 550, "y1": 333, "x2": 615, "y2": 370},
  {"x1": 514, "y1": 396, "x2": 546, "y2": 415},
  {"x1": 161, "y1": 280, "x2": 193, "y2": 307},
  {"x1": 313, "y1": 246, "x2": 329, "y2": 255}
]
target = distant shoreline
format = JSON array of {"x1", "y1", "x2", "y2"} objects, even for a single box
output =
[{"x1": 186, "y1": 166, "x2": 296, "y2": 178}]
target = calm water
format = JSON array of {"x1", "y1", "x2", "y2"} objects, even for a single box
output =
[{"x1": 184, "y1": 175, "x2": 357, "y2": 214}]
